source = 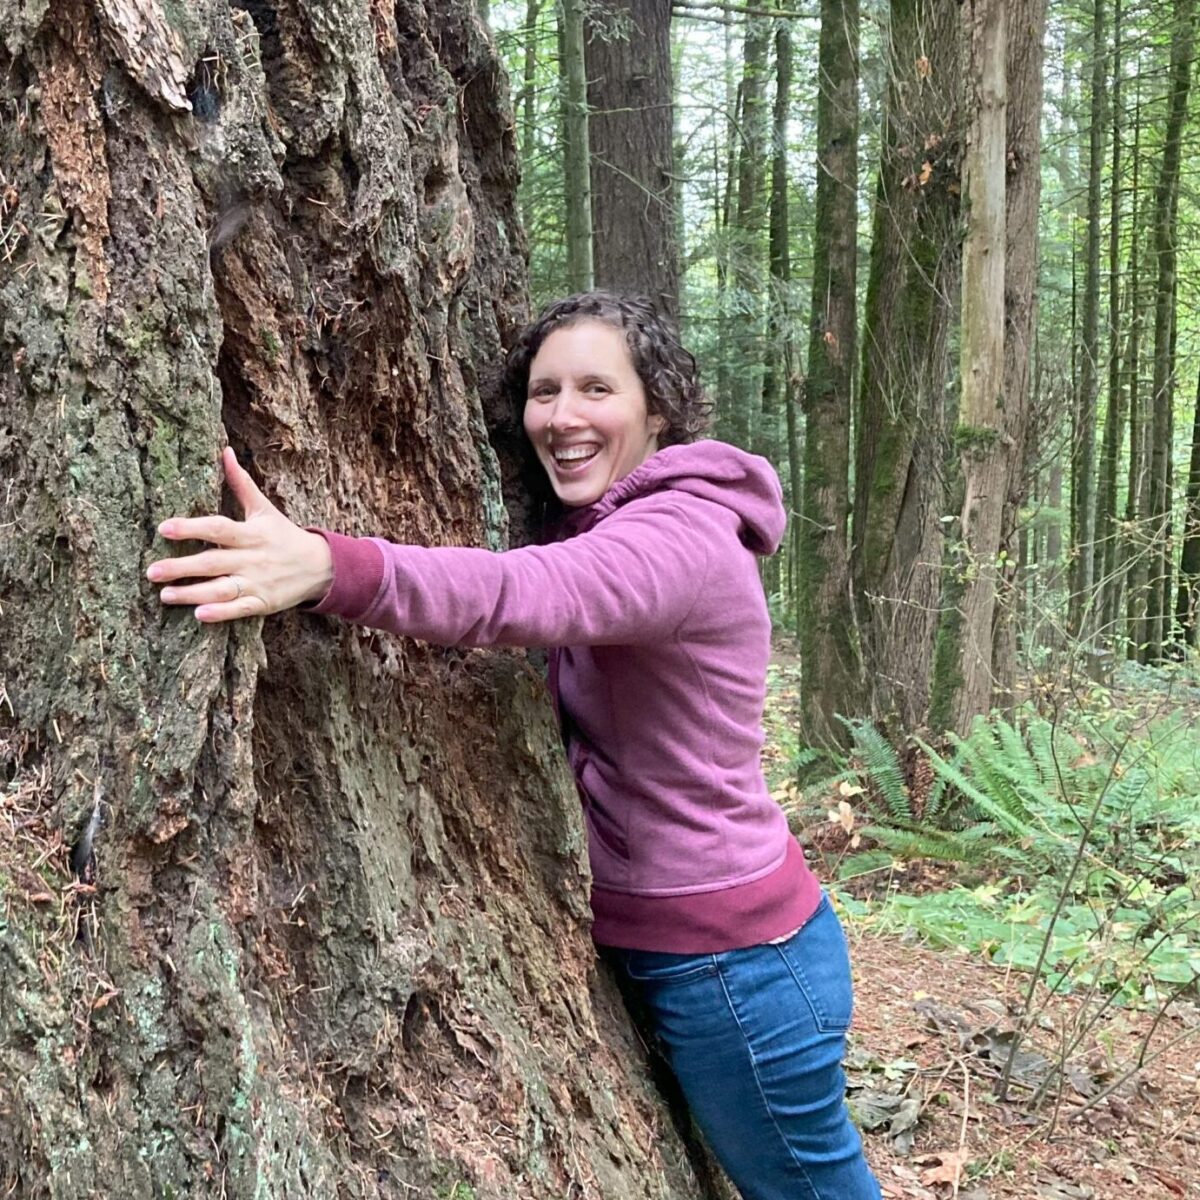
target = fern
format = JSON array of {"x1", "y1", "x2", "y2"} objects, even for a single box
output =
[
  {"x1": 916, "y1": 736, "x2": 1044, "y2": 849},
  {"x1": 839, "y1": 716, "x2": 911, "y2": 821}
]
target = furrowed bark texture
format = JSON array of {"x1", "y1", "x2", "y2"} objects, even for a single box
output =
[
  {"x1": 852, "y1": 0, "x2": 960, "y2": 731},
  {"x1": 0, "y1": 2, "x2": 713, "y2": 1197},
  {"x1": 585, "y1": 0, "x2": 678, "y2": 316}
]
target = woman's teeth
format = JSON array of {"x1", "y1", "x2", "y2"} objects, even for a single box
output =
[{"x1": 554, "y1": 445, "x2": 600, "y2": 465}]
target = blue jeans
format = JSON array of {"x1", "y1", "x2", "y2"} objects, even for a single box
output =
[{"x1": 608, "y1": 895, "x2": 881, "y2": 1200}]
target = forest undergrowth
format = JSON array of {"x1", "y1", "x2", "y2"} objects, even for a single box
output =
[{"x1": 764, "y1": 639, "x2": 1200, "y2": 1198}]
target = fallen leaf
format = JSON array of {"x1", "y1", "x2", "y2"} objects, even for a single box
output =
[{"x1": 916, "y1": 1147, "x2": 970, "y2": 1187}]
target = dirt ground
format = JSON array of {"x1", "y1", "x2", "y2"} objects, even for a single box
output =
[{"x1": 844, "y1": 919, "x2": 1200, "y2": 1199}]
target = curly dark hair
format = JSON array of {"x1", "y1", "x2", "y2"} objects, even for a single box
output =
[{"x1": 503, "y1": 291, "x2": 714, "y2": 447}]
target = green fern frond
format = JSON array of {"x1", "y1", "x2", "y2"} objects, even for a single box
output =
[
  {"x1": 860, "y1": 822, "x2": 988, "y2": 866},
  {"x1": 916, "y1": 736, "x2": 1042, "y2": 847},
  {"x1": 839, "y1": 716, "x2": 912, "y2": 822}
]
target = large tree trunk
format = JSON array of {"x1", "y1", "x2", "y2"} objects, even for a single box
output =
[
  {"x1": 0, "y1": 3, "x2": 710, "y2": 1197},
  {"x1": 852, "y1": 0, "x2": 961, "y2": 731},
  {"x1": 586, "y1": 0, "x2": 678, "y2": 315},
  {"x1": 800, "y1": 0, "x2": 861, "y2": 743}
]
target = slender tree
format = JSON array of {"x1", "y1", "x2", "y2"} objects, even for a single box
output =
[
  {"x1": 722, "y1": 16, "x2": 770, "y2": 449},
  {"x1": 1176, "y1": 370, "x2": 1200, "y2": 645},
  {"x1": 990, "y1": 0, "x2": 1047, "y2": 711},
  {"x1": 561, "y1": 0, "x2": 594, "y2": 290},
  {"x1": 1068, "y1": 0, "x2": 1106, "y2": 639},
  {"x1": 800, "y1": 0, "x2": 861, "y2": 741},
  {"x1": 1094, "y1": 0, "x2": 1124, "y2": 640},
  {"x1": 761, "y1": 9, "x2": 794, "y2": 600},
  {"x1": 1144, "y1": 0, "x2": 1196, "y2": 660}
]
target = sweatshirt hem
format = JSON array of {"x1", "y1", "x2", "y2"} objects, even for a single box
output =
[{"x1": 589, "y1": 837, "x2": 821, "y2": 953}]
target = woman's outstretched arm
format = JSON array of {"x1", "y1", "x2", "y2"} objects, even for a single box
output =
[{"x1": 147, "y1": 449, "x2": 710, "y2": 647}]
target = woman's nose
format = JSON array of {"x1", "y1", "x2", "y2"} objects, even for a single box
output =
[{"x1": 546, "y1": 389, "x2": 586, "y2": 431}]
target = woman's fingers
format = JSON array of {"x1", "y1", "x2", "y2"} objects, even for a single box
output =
[
  {"x1": 195, "y1": 595, "x2": 270, "y2": 623},
  {"x1": 159, "y1": 576, "x2": 246, "y2": 607},
  {"x1": 159, "y1": 513, "x2": 247, "y2": 547},
  {"x1": 147, "y1": 547, "x2": 242, "y2": 584},
  {"x1": 222, "y1": 447, "x2": 273, "y2": 519}
]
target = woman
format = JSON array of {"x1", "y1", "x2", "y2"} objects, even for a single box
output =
[{"x1": 147, "y1": 292, "x2": 881, "y2": 1200}]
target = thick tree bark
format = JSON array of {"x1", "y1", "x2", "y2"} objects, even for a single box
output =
[
  {"x1": 800, "y1": 0, "x2": 861, "y2": 742},
  {"x1": 0, "y1": 3, "x2": 711, "y2": 1197},
  {"x1": 852, "y1": 0, "x2": 961, "y2": 731},
  {"x1": 561, "y1": 0, "x2": 594, "y2": 290},
  {"x1": 586, "y1": 0, "x2": 679, "y2": 315}
]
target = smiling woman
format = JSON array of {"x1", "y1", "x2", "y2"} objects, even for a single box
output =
[
  {"x1": 146, "y1": 290, "x2": 880, "y2": 1200},
  {"x1": 523, "y1": 321, "x2": 667, "y2": 506}
]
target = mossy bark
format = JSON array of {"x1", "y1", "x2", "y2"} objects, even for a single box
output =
[
  {"x1": 0, "y1": 2, "x2": 719, "y2": 1196},
  {"x1": 851, "y1": 0, "x2": 961, "y2": 731}
]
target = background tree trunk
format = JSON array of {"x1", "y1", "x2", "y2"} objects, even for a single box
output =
[
  {"x1": 852, "y1": 0, "x2": 961, "y2": 731},
  {"x1": 760, "y1": 9, "x2": 793, "y2": 602},
  {"x1": 1144, "y1": 0, "x2": 1196, "y2": 661},
  {"x1": 722, "y1": 15, "x2": 769, "y2": 450},
  {"x1": 990, "y1": 0, "x2": 1047, "y2": 713},
  {"x1": 799, "y1": 0, "x2": 860, "y2": 743},
  {"x1": 1177, "y1": 369, "x2": 1200, "y2": 645},
  {"x1": 932, "y1": 0, "x2": 1007, "y2": 735},
  {"x1": 1067, "y1": 0, "x2": 1105, "y2": 639},
  {"x1": 0, "y1": 3, "x2": 712, "y2": 1196},
  {"x1": 586, "y1": 0, "x2": 679, "y2": 315},
  {"x1": 561, "y1": 0, "x2": 595, "y2": 290}
]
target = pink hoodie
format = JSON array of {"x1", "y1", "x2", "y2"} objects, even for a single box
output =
[{"x1": 311, "y1": 440, "x2": 820, "y2": 952}]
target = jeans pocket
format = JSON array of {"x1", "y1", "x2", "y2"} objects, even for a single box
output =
[
  {"x1": 622, "y1": 949, "x2": 718, "y2": 986},
  {"x1": 776, "y1": 895, "x2": 855, "y2": 1032}
]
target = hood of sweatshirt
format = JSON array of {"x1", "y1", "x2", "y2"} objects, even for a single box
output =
[{"x1": 555, "y1": 439, "x2": 786, "y2": 555}]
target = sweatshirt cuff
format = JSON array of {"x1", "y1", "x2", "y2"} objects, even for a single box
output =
[{"x1": 305, "y1": 529, "x2": 386, "y2": 620}]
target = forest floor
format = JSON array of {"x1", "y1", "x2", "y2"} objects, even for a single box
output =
[{"x1": 763, "y1": 643, "x2": 1200, "y2": 1200}]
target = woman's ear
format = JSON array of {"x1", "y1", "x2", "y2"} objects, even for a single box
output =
[{"x1": 650, "y1": 412, "x2": 668, "y2": 439}]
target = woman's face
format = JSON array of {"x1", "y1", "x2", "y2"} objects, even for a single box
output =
[{"x1": 523, "y1": 320, "x2": 667, "y2": 508}]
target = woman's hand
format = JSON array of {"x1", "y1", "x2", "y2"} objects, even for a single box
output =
[{"x1": 147, "y1": 446, "x2": 333, "y2": 623}]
